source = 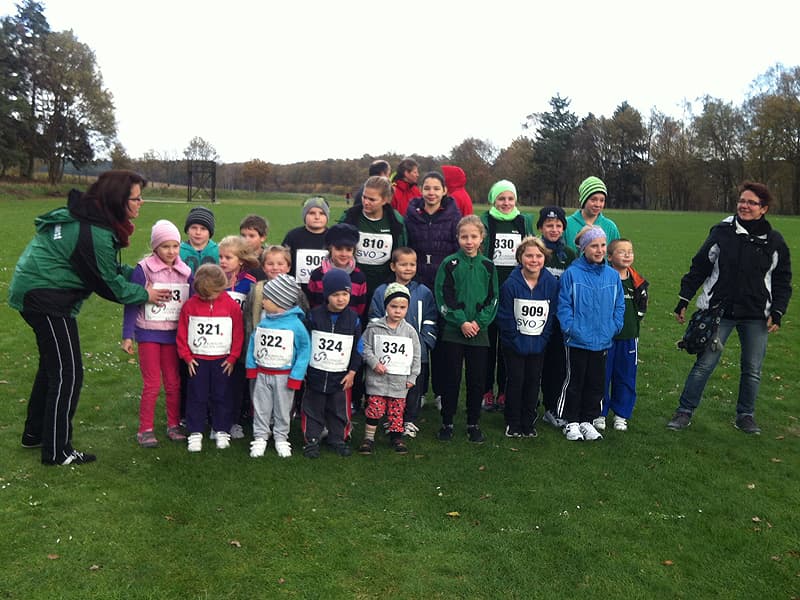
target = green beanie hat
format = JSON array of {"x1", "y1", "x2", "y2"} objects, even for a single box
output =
[
  {"x1": 488, "y1": 180, "x2": 517, "y2": 205},
  {"x1": 578, "y1": 176, "x2": 607, "y2": 207}
]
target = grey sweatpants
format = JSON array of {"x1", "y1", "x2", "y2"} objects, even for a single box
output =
[{"x1": 251, "y1": 372, "x2": 294, "y2": 442}]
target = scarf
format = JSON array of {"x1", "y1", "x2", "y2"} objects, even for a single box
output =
[
  {"x1": 543, "y1": 237, "x2": 568, "y2": 263},
  {"x1": 488, "y1": 206, "x2": 520, "y2": 222}
]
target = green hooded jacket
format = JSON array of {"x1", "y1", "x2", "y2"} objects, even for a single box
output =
[{"x1": 9, "y1": 196, "x2": 148, "y2": 317}]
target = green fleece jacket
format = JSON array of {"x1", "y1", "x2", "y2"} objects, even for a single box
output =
[
  {"x1": 434, "y1": 249, "x2": 499, "y2": 346},
  {"x1": 9, "y1": 203, "x2": 148, "y2": 317}
]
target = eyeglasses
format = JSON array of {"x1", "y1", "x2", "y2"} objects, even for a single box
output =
[{"x1": 737, "y1": 198, "x2": 762, "y2": 207}]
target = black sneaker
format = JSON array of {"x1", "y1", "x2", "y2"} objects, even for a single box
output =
[
  {"x1": 44, "y1": 450, "x2": 96, "y2": 466},
  {"x1": 303, "y1": 438, "x2": 321, "y2": 459},
  {"x1": 437, "y1": 424, "x2": 454, "y2": 441},
  {"x1": 21, "y1": 433, "x2": 42, "y2": 448},
  {"x1": 734, "y1": 414, "x2": 761, "y2": 434},
  {"x1": 467, "y1": 426, "x2": 485, "y2": 443},
  {"x1": 358, "y1": 439, "x2": 374, "y2": 455},
  {"x1": 504, "y1": 425, "x2": 522, "y2": 438},
  {"x1": 521, "y1": 427, "x2": 538, "y2": 438},
  {"x1": 331, "y1": 443, "x2": 352, "y2": 457},
  {"x1": 667, "y1": 411, "x2": 691, "y2": 430}
]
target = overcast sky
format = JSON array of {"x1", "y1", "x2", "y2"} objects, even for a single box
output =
[{"x1": 2, "y1": 0, "x2": 798, "y2": 164}]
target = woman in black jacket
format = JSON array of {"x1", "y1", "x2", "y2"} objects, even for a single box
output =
[{"x1": 667, "y1": 181, "x2": 792, "y2": 434}]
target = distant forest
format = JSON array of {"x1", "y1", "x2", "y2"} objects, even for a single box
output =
[{"x1": 3, "y1": 4, "x2": 800, "y2": 213}]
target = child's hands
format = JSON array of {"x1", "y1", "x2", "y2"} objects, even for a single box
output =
[
  {"x1": 373, "y1": 363, "x2": 387, "y2": 375},
  {"x1": 340, "y1": 370, "x2": 356, "y2": 390},
  {"x1": 221, "y1": 360, "x2": 235, "y2": 376},
  {"x1": 406, "y1": 381, "x2": 414, "y2": 389},
  {"x1": 121, "y1": 338, "x2": 134, "y2": 355},
  {"x1": 186, "y1": 359, "x2": 198, "y2": 376},
  {"x1": 460, "y1": 321, "x2": 480, "y2": 338}
]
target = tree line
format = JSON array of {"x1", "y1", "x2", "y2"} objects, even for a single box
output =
[{"x1": 2, "y1": 2, "x2": 799, "y2": 213}]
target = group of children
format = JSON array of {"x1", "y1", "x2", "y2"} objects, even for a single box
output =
[{"x1": 122, "y1": 173, "x2": 650, "y2": 459}]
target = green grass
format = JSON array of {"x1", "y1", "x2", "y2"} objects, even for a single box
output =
[{"x1": 0, "y1": 194, "x2": 798, "y2": 599}]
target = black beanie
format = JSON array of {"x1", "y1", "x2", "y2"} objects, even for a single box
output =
[{"x1": 184, "y1": 206, "x2": 216, "y2": 237}]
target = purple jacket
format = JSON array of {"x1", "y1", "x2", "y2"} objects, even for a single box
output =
[{"x1": 405, "y1": 196, "x2": 462, "y2": 289}]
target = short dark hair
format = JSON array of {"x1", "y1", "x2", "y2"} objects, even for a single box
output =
[
  {"x1": 739, "y1": 180, "x2": 772, "y2": 206},
  {"x1": 391, "y1": 246, "x2": 417, "y2": 263},
  {"x1": 239, "y1": 214, "x2": 269, "y2": 237},
  {"x1": 368, "y1": 160, "x2": 391, "y2": 177}
]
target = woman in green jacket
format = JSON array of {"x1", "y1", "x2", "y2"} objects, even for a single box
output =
[{"x1": 8, "y1": 170, "x2": 170, "y2": 466}]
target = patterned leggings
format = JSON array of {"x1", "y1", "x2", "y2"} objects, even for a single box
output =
[{"x1": 365, "y1": 395, "x2": 406, "y2": 433}]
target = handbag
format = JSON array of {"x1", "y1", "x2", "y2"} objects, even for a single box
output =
[{"x1": 677, "y1": 304, "x2": 723, "y2": 354}]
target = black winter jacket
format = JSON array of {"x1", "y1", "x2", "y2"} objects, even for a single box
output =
[{"x1": 678, "y1": 216, "x2": 792, "y2": 322}]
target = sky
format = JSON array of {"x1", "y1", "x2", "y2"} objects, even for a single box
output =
[{"x1": 2, "y1": 0, "x2": 798, "y2": 165}]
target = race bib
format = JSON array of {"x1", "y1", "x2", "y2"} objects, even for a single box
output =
[
  {"x1": 493, "y1": 233, "x2": 522, "y2": 267},
  {"x1": 309, "y1": 331, "x2": 354, "y2": 372},
  {"x1": 514, "y1": 299, "x2": 549, "y2": 336},
  {"x1": 144, "y1": 283, "x2": 189, "y2": 322},
  {"x1": 188, "y1": 316, "x2": 233, "y2": 356},
  {"x1": 375, "y1": 334, "x2": 413, "y2": 376},
  {"x1": 295, "y1": 249, "x2": 328, "y2": 284},
  {"x1": 253, "y1": 327, "x2": 294, "y2": 368},
  {"x1": 226, "y1": 291, "x2": 247, "y2": 311},
  {"x1": 356, "y1": 232, "x2": 393, "y2": 265}
]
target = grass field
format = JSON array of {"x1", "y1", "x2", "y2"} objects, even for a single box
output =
[{"x1": 0, "y1": 190, "x2": 798, "y2": 599}]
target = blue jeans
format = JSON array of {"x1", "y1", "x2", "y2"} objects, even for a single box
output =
[{"x1": 677, "y1": 318, "x2": 768, "y2": 416}]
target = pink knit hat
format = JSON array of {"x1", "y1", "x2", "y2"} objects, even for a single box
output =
[{"x1": 150, "y1": 219, "x2": 181, "y2": 250}]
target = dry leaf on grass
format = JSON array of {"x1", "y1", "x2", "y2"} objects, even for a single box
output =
[
  {"x1": 747, "y1": 483, "x2": 756, "y2": 489},
  {"x1": 89, "y1": 565, "x2": 101, "y2": 571},
  {"x1": 662, "y1": 560, "x2": 674, "y2": 566},
  {"x1": 446, "y1": 511, "x2": 460, "y2": 518},
  {"x1": 770, "y1": 458, "x2": 782, "y2": 463},
  {"x1": 229, "y1": 540, "x2": 241, "y2": 548},
  {"x1": 164, "y1": 515, "x2": 175, "y2": 521},
  {"x1": 47, "y1": 554, "x2": 59, "y2": 560}
]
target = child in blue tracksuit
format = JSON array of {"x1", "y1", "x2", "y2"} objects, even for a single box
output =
[
  {"x1": 495, "y1": 237, "x2": 559, "y2": 438},
  {"x1": 597, "y1": 239, "x2": 649, "y2": 432},
  {"x1": 368, "y1": 247, "x2": 437, "y2": 438},
  {"x1": 245, "y1": 274, "x2": 311, "y2": 459},
  {"x1": 556, "y1": 226, "x2": 625, "y2": 442}
]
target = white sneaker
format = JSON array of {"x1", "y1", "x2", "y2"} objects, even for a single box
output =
[
  {"x1": 403, "y1": 422, "x2": 419, "y2": 438},
  {"x1": 275, "y1": 440, "x2": 292, "y2": 458},
  {"x1": 215, "y1": 431, "x2": 231, "y2": 449},
  {"x1": 543, "y1": 410, "x2": 567, "y2": 429},
  {"x1": 614, "y1": 416, "x2": 628, "y2": 431},
  {"x1": 187, "y1": 433, "x2": 202, "y2": 452},
  {"x1": 249, "y1": 437, "x2": 267, "y2": 458},
  {"x1": 564, "y1": 422, "x2": 584, "y2": 441},
  {"x1": 593, "y1": 416, "x2": 606, "y2": 431},
  {"x1": 580, "y1": 422, "x2": 603, "y2": 441},
  {"x1": 229, "y1": 424, "x2": 245, "y2": 439},
  {"x1": 434, "y1": 395, "x2": 442, "y2": 411}
]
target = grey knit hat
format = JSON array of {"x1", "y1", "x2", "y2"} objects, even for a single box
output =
[
  {"x1": 184, "y1": 206, "x2": 215, "y2": 237},
  {"x1": 262, "y1": 273, "x2": 300, "y2": 310},
  {"x1": 302, "y1": 196, "x2": 330, "y2": 221}
]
